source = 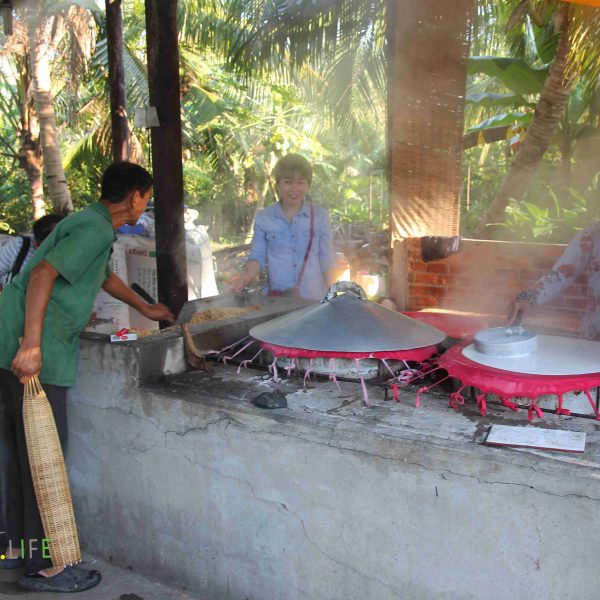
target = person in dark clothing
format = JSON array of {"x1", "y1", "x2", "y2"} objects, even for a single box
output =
[{"x1": 0, "y1": 214, "x2": 63, "y2": 289}]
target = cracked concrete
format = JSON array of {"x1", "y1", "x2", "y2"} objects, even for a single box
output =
[{"x1": 63, "y1": 336, "x2": 600, "y2": 600}]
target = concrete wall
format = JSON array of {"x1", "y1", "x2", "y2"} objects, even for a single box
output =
[{"x1": 67, "y1": 337, "x2": 600, "y2": 600}]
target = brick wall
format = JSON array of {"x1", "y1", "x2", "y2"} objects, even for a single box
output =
[{"x1": 394, "y1": 238, "x2": 588, "y2": 333}]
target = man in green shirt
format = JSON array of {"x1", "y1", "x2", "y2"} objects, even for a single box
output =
[{"x1": 0, "y1": 162, "x2": 173, "y2": 593}]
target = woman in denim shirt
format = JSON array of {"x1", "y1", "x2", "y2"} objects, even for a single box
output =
[{"x1": 231, "y1": 154, "x2": 337, "y2": 301}]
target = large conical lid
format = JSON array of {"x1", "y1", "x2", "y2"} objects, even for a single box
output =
[{"x1": 250, "y1": 292, "x2": 446, "y2": 353}]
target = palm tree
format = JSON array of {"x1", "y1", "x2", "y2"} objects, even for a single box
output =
[
  {"x1": 5, "y1": 1, "x2": 98, "y2": 215},
  {"x1": 0, "y1": 21, "x2": 45, "y2": 219},
  {"x1": 474, "y1": 0, "x2": 600, "y2": 237},
  {"x1": 227, "y1": 0, "x2": 600, "y2": 239},
  {"x1": 223, "y1": 0, "x2": 386, "y2": 132}
]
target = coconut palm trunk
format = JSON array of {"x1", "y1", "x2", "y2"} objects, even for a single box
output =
[
  {"x1": 17, "y1": 130, "x2": 45, "y2": 220},
  {"x1": 28, "y1": 16, "x2": 73, "y2": 216},
  {"x1": 474, "y1": 3, "x2": 574, "y2": 238}
]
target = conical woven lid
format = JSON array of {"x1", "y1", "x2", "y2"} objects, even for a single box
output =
[{"x1": 250, "y1": 292, "x2": 446, "y2": 353}]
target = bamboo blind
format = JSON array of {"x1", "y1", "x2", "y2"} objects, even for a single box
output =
[{"x1": 387, "y1": 0, "x2": 475, "y2": 241}]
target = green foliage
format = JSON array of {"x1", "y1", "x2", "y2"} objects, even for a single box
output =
[
  {"x1": 466, "y1": 92, "x2": 533, "y2": 109},
  {"x1": 464, "y1": 1, "x2": 600, "y2": 240},
  {"x1": 468, "y1": 56, "x2": 549, "y2": 95},
  {"x1": 467, "y1": 111, "x2": 532, "y2": 134},
  {"x1": 0, "y1": 162, "x2": 36, "y2": 234},
  {"x1": 501, "y1": 181, "x2": 600, "y2": 242}
]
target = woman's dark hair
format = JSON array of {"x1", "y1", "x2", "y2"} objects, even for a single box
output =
[
  {"x1": 33, "y1": 214, "x2": 63, "y2": 244},
  {"x1": 273, "y1": 154, "x2": 312, "y2": 185},
  {"x1": 101, "y1": 162, "x2": 153, "y2": 203}
]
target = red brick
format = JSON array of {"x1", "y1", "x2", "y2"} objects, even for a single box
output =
[
  {"x1": 407, "y1": 245, "x2": 422, "y2": 259},
  {"x1": 410, "y1": 295, "x2": 442, "y2": 310},
  {"x1": 409, "y1": 285, "x2": 436, "y2": 297},
  {"x1": 541, "y1": 246, "x2": 564, "y2": 258},
  {"x1": 408, "y1": 259, "x2": 427, "y2": 272},
  {"x1": 426, "y1": 262, "x2": 449, "y2": 274},
  {"x1": 518, "y1": 269, "x2": 544, "y2": 282},
  {"x1": 560, "y1": 297, "x2": 589, "y2": 310},
  {"x1": 564, "y1": 285, "x2": 586, "y2": 298},
  {"x1": 412, "y1": 272, "x2": 443, "y2": 286},
  {"x1": 493, "y1": 268, "x2": 518, "y2": 282},
  {"x1": 545, "y1": 297, "x2": 564, "y2": 308}
]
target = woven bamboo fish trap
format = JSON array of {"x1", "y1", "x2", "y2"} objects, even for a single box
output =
[{"x1": 23, "y1": 376, "x2": 80, "y2": 566}]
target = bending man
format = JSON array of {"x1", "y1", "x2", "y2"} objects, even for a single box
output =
[{"x1": 0, "y1": 162, "x2": 173, "y2": 593}]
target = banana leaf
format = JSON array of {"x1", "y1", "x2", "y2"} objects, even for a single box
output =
[
  {"x1": 468, "y1": 56, "x2": 549, "y2": 95},
  {"x1": 466, "y1": 111, "x2": 532, "y2": 134},
  {"x1": 466, "y1": 92, "x2": 534, "y2": 108}
]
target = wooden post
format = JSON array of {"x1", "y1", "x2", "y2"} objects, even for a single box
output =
[
  {"x1": 105, "y1": 0, "x2": 130, "y2": 161},
  {"x1": 144, "y1": 0, "x2": 187, "y2": 320}
]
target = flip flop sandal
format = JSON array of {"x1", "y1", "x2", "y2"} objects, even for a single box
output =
[{"x1": 18, "y1": 565, "x2": 102, "y2": 593}]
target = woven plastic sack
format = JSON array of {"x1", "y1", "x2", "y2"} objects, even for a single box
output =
[{"x1": 23, "y1": 376, "x2": 81, "y2": 566}]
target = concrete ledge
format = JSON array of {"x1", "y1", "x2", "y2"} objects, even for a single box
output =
[
  {"x1": 79, "y1": 293, "x2": 308, "y2": 386},
  {"x1": 68, "y1": 343, "x2": 600, "y2": 600}
]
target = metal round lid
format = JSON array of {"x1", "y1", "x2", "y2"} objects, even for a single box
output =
[
  {"x1": 474, "y1": 326, "x2": 538, "y2": 357},
  {"x1": 250, "y1": 291, "x2": 446, "y2": 353},
  {"x1": 463, "y1": 334, "x2": 600, "y2": 375}
]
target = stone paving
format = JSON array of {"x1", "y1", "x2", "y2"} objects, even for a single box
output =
[{"x1": 0, "y1": 554, "x2": 205, "y2": 599}]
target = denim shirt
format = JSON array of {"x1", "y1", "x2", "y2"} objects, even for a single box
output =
[{"x1": 247, "y1": 199, "x2": 336, "y2": 300}]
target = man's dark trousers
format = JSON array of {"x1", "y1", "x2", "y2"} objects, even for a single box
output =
[{"x1": 0, "y1": 368, "x2": 67, "y2": 573}]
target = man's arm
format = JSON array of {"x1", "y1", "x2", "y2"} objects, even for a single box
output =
[
  {"x1": 11, "y1": 260, "x2": 59, "y2": 383},
  {"x1": 102, "y1": 272, "x2": 174, "y2": 322}
]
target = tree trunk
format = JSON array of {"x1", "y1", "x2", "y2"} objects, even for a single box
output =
[
  {"x1": 559, "y1": 132, "x2": 572, "y2": 195},
  {"x1": 105, "y1": 0, "x2": 130, "y2": 162},
  {"x1": 473, "y1": 4, "x2": 574, "y2": 238},
  {"x1": 17, "y1": 130, "x2": 45, "y2": 220},
  {"x1": 28, "y1": 16, "x2": 74, "y2": 216}
]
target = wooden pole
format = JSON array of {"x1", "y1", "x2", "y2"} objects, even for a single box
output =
[
  {"x1": 105, "y1": 0, "x2": 130, "y2": 162},
  {"x1": 144, "y1": 0, "x2": 187, "y2": 320}
]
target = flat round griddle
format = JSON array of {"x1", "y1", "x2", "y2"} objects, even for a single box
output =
[
  {"x1": 250, "y1": 291, "x2": 446, "y2": 353},
  {"x1": 462, "y1": 334, "x2": 600, "y2": 376}
]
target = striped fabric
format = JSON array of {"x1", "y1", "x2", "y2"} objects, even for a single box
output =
[{"x1": 0, "y1": 236, "x2": 35, "y2": 285}]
